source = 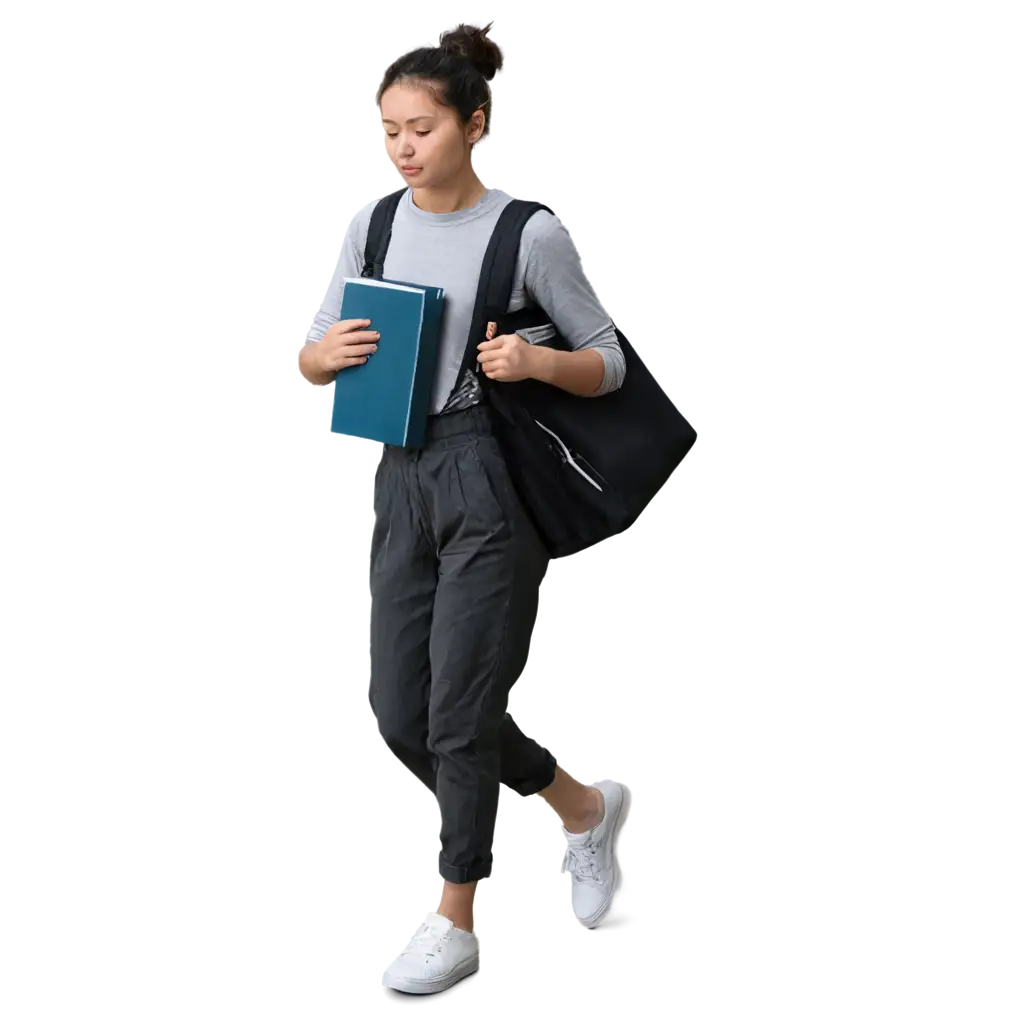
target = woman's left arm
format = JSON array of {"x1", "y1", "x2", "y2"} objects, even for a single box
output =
[{"x1": 475, "y1": 213, "x2": 626, "y2": 397}]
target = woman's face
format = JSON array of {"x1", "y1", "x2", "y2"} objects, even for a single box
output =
[{"x1": 380, "y1": 82, "x2": 481, "y2": 187}]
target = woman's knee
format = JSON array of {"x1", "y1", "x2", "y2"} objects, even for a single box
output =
[
  {"x1": 380, "y1": 724, "x2": 436, "y2": 794},
  {"x1": 377, "y1": 718, "x2": 421, "y2": 754}
]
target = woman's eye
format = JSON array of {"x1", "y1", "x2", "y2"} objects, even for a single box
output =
[{"x1": 386, "y1": 131, "x2": 431, "y2": 138}]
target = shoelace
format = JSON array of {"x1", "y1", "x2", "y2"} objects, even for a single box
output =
[
  {"x1": 561, "y1": 838, "x2": 602, "y2": 884},
  {"x1": 401, "y1": 923, "x2": 449, "y2": 960}
]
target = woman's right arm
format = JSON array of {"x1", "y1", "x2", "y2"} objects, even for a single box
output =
[
  {"x1": 299, "y1": 207, "x2": 371, "y2": 385},
  {"x1": 299, "y1": 333, "x2": 337, "y2": 385}
]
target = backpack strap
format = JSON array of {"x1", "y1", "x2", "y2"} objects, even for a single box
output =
[
  {"x1": 455, "y1": 199, "x2": 554, "y2": 395},
  {"x1": 361, "y1": 187, "x2": 407, "y2": 278}
]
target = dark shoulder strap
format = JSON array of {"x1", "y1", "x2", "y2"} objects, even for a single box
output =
[
  {"x1": 361, "y1": 187, "x2": 407, "y2": 279},
  {"x1": 457, "y1": 199, "x2": 555, "y2": 391}
]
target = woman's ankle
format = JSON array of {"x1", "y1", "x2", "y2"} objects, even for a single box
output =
[
  {"x1": 437, "y1": 880, "x2": 477, "y2": 933},
  {"x1": 561, "y1": 785, "x2": 605, "y2": 834},
  {"x1": 540, "y1": 766, "x2": 605, "y2": 831}
]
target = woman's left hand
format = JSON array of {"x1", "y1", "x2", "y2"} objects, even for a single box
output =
[{"x1": 476, "y1": 321, "x2": 536, "y2": 382}]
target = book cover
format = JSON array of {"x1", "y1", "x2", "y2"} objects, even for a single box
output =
[{"x1": 330, "y1": 277, "x2": 445, "y2": 448}]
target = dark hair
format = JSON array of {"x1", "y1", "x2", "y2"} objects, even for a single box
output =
[{"x1": 376, "y1": 22, "x2": 504, "y2": 146}]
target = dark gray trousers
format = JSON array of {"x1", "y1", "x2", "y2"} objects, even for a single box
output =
[{"x1": 368, "y1": 403, "x2": 557, "y2": 883}]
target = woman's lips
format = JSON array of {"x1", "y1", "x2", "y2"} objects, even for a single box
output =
[{"x1": 401, "y1": 166, "x2": 421, "y2": 174}]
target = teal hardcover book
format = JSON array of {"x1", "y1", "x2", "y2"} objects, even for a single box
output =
[{"x1": 331, "y1": 276, "x2": 445, "y2": 448}]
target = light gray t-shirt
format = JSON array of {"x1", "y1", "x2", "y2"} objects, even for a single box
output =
[{"x1": 305, "y1": 186, "x2": 625, "y2": 415}]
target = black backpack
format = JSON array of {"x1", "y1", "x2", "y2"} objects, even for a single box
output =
[{"x1": 362, "y1": 187, "x2": 698, "y2": 558}]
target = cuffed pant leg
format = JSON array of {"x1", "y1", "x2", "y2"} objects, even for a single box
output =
[{"x1": 425, "y1": 435, "x2": 552, "y2": 883}]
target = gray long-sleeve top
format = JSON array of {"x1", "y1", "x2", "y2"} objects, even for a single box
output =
[{"x1": 305, "y1": 186, "x2": 625, "y2": 415}]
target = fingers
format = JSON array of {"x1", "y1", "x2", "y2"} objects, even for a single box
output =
[
  {"x1": 332, "y1": 338, "x2": 378, "y2": 356},
  {"x1": 343, "y1": 342, "x2": 378, "y2": 356},
  {"x1": 478, "y1": 356, "x2": 505, "y2": 376},
  {"x1": 337, "y1": 329, "x2": 382, "y2": 346},
  {"x1": 340, "y1": 353, "x2": 376, "y2": 369},
  {"x1": 478, "y1": 352, "x2": 516, "y2": 372},
  {"x1": 477, "y1": 337, "x2": 510, "y2": 355},
  {"x1": 319, "y1": 351, "x2": 368, "y2": 372},
  {"x1": 477, "y1": 344, "x2": 512, "y2": 364},
  {"x1": 320, "y1": 324, "x2": 382, "y2": 372},
  {"x1": 325, "y1": 342, "x2": 377, "y2": 371},
  {"x1": 327, "y1": 355, "x2": 366, "y2": 370}
]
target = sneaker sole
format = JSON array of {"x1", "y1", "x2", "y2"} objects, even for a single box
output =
[{"x1": 382, "y1": 953, "x2": 480, "y2": 994}]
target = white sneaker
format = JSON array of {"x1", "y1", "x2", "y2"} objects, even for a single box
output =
[
  {"x1": 561, "y1": 779, "x2": 630, "y2": 928},
  {"x1": 381, "y1": 911, "x2": 479, "y2": 994}
]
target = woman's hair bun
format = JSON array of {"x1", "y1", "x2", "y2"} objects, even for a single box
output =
[{"x1": 438, "y1": 21, "x2": 503, "y2": 81}]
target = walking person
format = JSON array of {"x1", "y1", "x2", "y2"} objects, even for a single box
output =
[{"x1": 299, "y1": 22, "x2": 631, "y2": 994}]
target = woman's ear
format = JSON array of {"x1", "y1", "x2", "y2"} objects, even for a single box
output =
[{"x1": 470, "y1": 108, "x2": 485, "y2": 143}]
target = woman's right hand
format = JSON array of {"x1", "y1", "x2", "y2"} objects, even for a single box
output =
[
  {"x1": 299, "y1": 319, "x2": 382, "y2": 387},
  {"x1": 314, "y1": 319, "x2": 380, "y2": 373}
]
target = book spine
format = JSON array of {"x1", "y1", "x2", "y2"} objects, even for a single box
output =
[
  {"x1": 403, "y1": 298, "x2": 424, "y2": 446},
  {"x1": 406, "y1": 288, "x2": 443, "y2": 447}
]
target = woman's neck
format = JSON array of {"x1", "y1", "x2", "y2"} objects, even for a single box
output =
[{"x1": 411, "y1": 174, "x2": 488, "y2": 214}]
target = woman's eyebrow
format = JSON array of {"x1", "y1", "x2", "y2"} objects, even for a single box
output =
[{"x1": 381, "y1": 115, "x2": 437, "y2": 125}]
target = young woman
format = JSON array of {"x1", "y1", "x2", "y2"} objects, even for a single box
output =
[{"x1": 299, "y1": 22, "x2": 631, "y2": 995}]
